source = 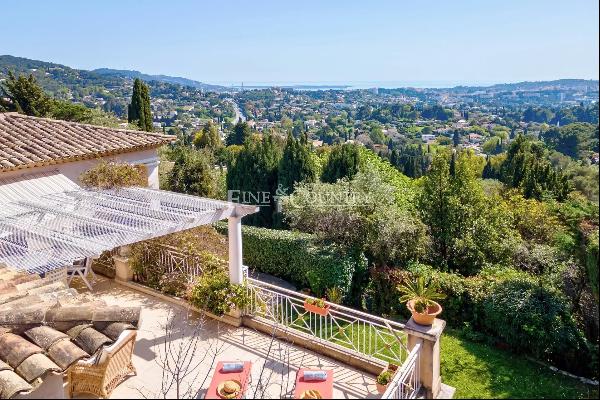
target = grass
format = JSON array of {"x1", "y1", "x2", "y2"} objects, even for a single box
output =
[{"x1": 441, "y1": 329, "x2": 598, "y2": 399}]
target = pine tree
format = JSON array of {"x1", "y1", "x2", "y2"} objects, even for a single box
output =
[
  {"x1": 128, "y1": 78, "x2": 153, "y2": 131},
  {"x1": 0, "y1": 72, "x2": 52, "y2": 116},
  {"x1": 226, "y1": 120, "x2": 252, "y2": 146}
]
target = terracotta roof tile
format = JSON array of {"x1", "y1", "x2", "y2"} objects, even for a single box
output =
[
  {"x1": 73, "y1": 327, "x2": 112, "y2": 355},
  {"x1": 0, "y1": 277, "x2": 140, "y2": 397},
  {"x1": 46, "y1": 339, "x2": 88, "y2": 370},
  {"x1": 15, "y1": 353, "x2": 60, "y2": 383},
  {"x1": 0, "y1": 333, "x2": 43, "y2": 368},
  {"x1": 0, "y1": 369, "x2": 32, "y2": 399},
  {"x1": 24, "y1": 326, "x2": 68, "y2": 351},
  {"x1": 0, "y1": 112, "x2": 174, "y2": 172}
]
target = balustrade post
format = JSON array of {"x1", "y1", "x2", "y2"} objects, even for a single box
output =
[{"x1": 404, "y1": 318, "x2": 446, "y2": 398}]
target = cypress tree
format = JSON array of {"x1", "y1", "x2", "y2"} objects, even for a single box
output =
[
  {"x1": 482, "y1": 159, "x2": 495, "y2": 179},
  {"x1": 321, "y1": 143, "x2": 361, "y2": 183},
  {"x1": 453, "y1": 130, "x2": 461, "y2": 147},
  {"x1": 226, "y1": 134, "x2": 283, "y2": 227},
  {"x1": 128, "y1": 78, "x2": 153, "y2": 131},
  {"x1": 278, "y1": 133, "x2": 318, "y2": 193}
]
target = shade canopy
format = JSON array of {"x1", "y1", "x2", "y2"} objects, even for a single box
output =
[{"x1": 0, "y1": 172, "x2": 256, "y2": 274}]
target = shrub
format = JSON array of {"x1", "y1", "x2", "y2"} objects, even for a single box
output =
[
  {"x1": 376, "y1": 370, "x2": 393, "y2": 385},
  {"x1": 129, "y1": 226, "x2": 228, "y2": 297},
  {"x1": 189, "y1": 269, "x2": 249, "y2": 316},
  {"x1": 481, "y1": 278, "x2": 592, "y2": 376},
  {"x1": 362, "y1": 267, "x2": 410, "y2": 317},
  {"x1": 511, "y1": 244, "x2": 563, "y2": 275},
  {"x1": 216, "y1": 224, "x2": 366, "y2": 298},
  {"x1": 426, "y1": 268, "x2": 594, "y2": 377},
  {"x1": 305, "y1": 297, "x2": 326, "y2": 308},
  {"x1": 80, "y1": 160, "x2": 147, "y2": 188}
]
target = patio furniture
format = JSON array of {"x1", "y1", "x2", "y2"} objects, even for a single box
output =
[
  {"x1": 293, "y1": 369, "x2": 333, "y2": 399},
  {"x1": 67, "y1": 257, "x2": 95, "y2": 291},
  {"x1": 67, "y1": 329, "x2": 137, "y2": 398},
  {"x1": 205, "y1": 361, "x2": 252, "y2": 399}
]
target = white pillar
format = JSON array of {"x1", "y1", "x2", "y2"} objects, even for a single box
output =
[{"x1": 228, "y1": 214, "x2": 244, "y2": 284}]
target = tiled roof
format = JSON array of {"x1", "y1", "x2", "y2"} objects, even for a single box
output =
[
  {"x1": 0, "y1": 267, "x2": 140, "y2": 398},
  {"x1": 0, "y1": 112, "x2": 174, "y2": 172}
]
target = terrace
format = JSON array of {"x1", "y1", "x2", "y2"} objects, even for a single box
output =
[
  {"x1": 77, "y1": 276, "x2": 379, "y2": 399},
  {"x1": 0, "y1": 172, "x2": 453, "y2": 399}
]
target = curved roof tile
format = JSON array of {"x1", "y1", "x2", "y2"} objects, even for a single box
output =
[{"x1": 0, "y1": 113, "x2": 174, "y2": 172}]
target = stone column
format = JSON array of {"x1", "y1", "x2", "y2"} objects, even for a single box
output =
[
  {"x1": 404, "y1": 318, "x2": 446, "y2": 399},
  {"x1": 113, "y1": 246, "x2": 133, "y2": 282},
  {"x1": 228, "y1": 214, "x2": 244, "y2": 285}
]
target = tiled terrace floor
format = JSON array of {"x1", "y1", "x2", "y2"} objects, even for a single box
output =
[{"x1": 74, "y1": 277, "x2": 378, "y2": 399}]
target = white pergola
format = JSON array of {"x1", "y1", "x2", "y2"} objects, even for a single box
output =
[{"x1": 0, "y1": 172, "x2": 256, "y2": 282}]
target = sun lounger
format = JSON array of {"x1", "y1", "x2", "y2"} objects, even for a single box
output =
[
  {"x1": 205, "y1": 361, "x2": 252, "y2": 399},
  {"x1": 293, "y1": 369, "x2": 333, "y2": 399}
]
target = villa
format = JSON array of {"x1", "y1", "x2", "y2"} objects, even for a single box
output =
[{"x1": 0, "y1": 114, "x2": 453, "y2": 399}]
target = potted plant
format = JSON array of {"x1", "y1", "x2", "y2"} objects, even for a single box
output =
[
  {"x1": 376, "y1": 369, "x2": 393, "y2": 394},
  {"x1": 398, "y1": 277, "x2": 446, "y2": 326},
  {"x1": 303, "y1": 297, "x2": 330, "y2": 316}
]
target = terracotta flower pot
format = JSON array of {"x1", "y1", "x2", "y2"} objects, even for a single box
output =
[
  {"x1": 407, "y1": 300, "x2": 442, "y2": 326},
  {"x1": 303, "y1": 300, "x2": 330, "y2": 316},
  {"x1": 376, "y1": 366, "x2": 397, "y2": 394},
  {"x1": 376, "y1": 381, "x2": 388, "y2": 394}
]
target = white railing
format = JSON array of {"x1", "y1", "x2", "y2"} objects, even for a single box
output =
[
  {"x1": 135, "y1": 244, "x2": 247, "y2": 284},
  {"x1": 142, "y1": 244, "x2": 207, "y2": 278},
  {"x1": 245, "y1": 278, "x2": 410, "y2": 367},
  {"x1": 382, "y1": 343, "x2": 421, "y2": 399}
]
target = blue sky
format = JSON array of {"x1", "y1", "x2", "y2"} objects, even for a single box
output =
[{"x1": 3, "y1": 0, "x2": 598, "y2": 85}]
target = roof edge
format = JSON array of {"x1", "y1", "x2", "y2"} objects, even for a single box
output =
[{"x1": 0, "y1": 111, "x2": 175, "y2": 140}]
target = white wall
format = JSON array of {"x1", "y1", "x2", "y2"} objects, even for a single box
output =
[{"x1": 0, "y1": 148, "x2": 161, "y2": 189}]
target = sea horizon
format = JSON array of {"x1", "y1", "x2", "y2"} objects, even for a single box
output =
[{"x1": 208, "y1": 79, "x2": 598, "y2": 90}]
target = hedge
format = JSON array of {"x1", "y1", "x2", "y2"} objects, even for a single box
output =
[
  {"x1": 215, "y1": 223, "x2": 366, "y2": 297},
  {"x1": 364, "y1": 265, "x2": 596, "y2": 378}
]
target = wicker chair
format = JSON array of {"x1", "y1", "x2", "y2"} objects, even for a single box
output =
[{"x1": 67, "y1": 330, "x2": 137, "y2": 398}]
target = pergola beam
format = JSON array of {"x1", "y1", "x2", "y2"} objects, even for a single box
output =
[{"x1": 0, "y1": 181, "x2": 257, "y2": 275}]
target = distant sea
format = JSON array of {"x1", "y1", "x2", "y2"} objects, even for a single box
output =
[{"x1": 212, "y1": 80, "x2": 506, "y2": 90}]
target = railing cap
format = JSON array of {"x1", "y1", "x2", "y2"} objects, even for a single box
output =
[{"x1": 404, "y1": 318, "x2": 446, "y2": 341}]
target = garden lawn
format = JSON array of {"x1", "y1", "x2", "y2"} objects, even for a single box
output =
[{"x1": 441, "y1": 329, "x2": 598, "y2": 399}]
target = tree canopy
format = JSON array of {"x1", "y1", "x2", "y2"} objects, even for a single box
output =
[
  {"x1": 321, "y1": 143, "x2": 362, "y2": 183},
  {"x1": 278, "y1": 133, "x2": 318, "y2": 193},
  {"x1": 226, "y1": 120, "x2": 252, "y2": 146}
]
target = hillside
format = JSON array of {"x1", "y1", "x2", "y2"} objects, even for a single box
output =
[
  {"x1": 0, "y1": 55, "x2": 232, "y2": 120},
  {"x1": 92, "y1": 68, "x2": 225, "y2": 91}
]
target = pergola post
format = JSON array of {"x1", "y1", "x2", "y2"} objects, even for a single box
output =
[{"x1": 228, "y1": 213, "x2": 244, "y2": 285}]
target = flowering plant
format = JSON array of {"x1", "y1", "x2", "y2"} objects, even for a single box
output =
[{"x1": 190, "y1": 269, "x2": 249, "y2": 316}]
